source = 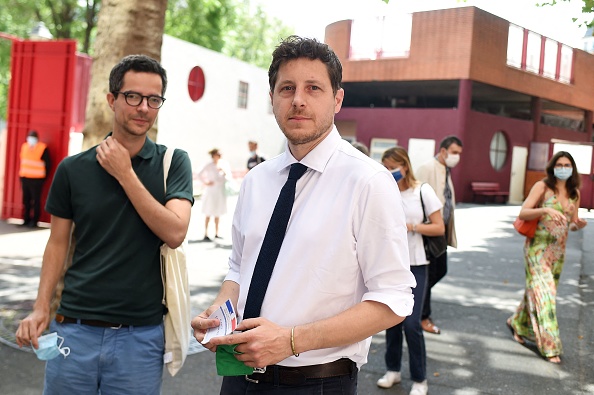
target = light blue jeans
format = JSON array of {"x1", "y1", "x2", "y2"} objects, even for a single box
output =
[{"x1": 43, "y1": 319, "x2": 164, "y2": 395}]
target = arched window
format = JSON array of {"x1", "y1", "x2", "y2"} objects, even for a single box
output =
[{"x1": 490, "y1": 131, "x2": 508, "y2": 171}]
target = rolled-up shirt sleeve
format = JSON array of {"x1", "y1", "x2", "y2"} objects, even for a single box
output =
[{"x1": 355, "y1": 171, "x2": 416, "y2": 318}]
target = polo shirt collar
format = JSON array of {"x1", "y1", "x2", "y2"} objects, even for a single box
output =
[
  {"x1": 277, "y1": 126, "x2": 342, "y2": 174},
  {"x1": 101, "y1": 132, "x2": 156, "y2": 160},
  {"x1": 136, "y1": 137, "x2": 156, "y2": 160}
]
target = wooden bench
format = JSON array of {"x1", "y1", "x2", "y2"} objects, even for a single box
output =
[{"x1": 470, "y1": 182, "x2": 509, "y2": 204}]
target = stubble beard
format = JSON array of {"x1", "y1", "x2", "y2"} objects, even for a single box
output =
[
  {"x1": 277, "y1": 114, "x2": 333, "y2": 146},
  {"x1": 121, "y1": 115, "x2": 154, "y2": 138}
]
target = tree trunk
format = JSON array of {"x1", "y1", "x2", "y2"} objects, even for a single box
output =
[{"x1": 82, "y1": 0, "x2": 168, "y2": 150}]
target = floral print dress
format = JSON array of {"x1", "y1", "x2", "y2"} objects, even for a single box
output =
[{"x1": 509, "y1": 190, "x2": 575, "y2": 358}]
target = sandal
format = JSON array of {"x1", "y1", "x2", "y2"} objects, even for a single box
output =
[
  {"x1": 546, "y1": 356, "x2": 561, "y2": 364},
  {"x1": 506, "y1": 319, "x2": 525, "y2": 345}
]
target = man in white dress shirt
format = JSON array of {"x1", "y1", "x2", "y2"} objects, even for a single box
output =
[{"x1": 191, "y1": 35, "x2": 415, "y2": 394}]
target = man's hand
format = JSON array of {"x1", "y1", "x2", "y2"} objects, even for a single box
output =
[
  {"x1": 191, "y1": 306, "x2": 221, "y2": 351},
  {"x1": 208, "y1": 317, "x2": 293, "y2": 368},
  {"x1": 15, "y1": 308, "x2": 50, "y2": 349},
  {"x1": 96, "y1": 137, "x2": 132, "y2": 182}
]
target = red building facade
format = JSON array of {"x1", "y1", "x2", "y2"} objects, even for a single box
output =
[{"x1": 326, "y1": 7, "x2": 594, "y2": 206}]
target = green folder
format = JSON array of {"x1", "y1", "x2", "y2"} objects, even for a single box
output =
[{"x1": 216, "y1": 344, "x2": 255, "y2": 376}]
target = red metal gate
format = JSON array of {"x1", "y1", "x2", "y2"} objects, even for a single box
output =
[{"x1": 2, "y1": 39, "x2": 91, "y2": 223}]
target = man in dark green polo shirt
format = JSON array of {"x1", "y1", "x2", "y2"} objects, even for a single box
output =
[{"x1": 15, "y1": 55, "x2": 193, "y2": 395}]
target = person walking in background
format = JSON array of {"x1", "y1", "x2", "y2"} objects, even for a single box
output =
[
  {"x1": 198, "y1": 148, "x2": 230, "y2": 241},
  {"x1": 246, "y1": 140, "x2": 265, "y2": 171},
  {"x1": 191, "y1": 35, "x2": 415, "y2": 394},
  {"x1": 377, "y1": 147, "x2": 444, "y2": 395},
  {"x1": 19, "y1": 130, "x2": 50, "y2": 228},
  {"x1": 507, "y1": 151, "x2": 586, "y2": 364},
  {"x1": 14, "y1": 55, "x2": 194, "y2": 394},
  {"x1": 416, "y1": 135, "x2": 462, "y2": 335}
]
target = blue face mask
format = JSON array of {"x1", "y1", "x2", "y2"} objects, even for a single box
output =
[
  {"x1": 32, "y1": 332, "x2": 70, "y2": 361},
  {"x1": 391, "y1": 169, "x2": 403, "y2": 182},
  {"x1": 554, "y1": 167, "x2": 573, "y2": 180}
]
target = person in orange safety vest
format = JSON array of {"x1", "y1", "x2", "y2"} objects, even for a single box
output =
[{"x1": 19, "y1": 130, "x2": 50, "y2": 227}]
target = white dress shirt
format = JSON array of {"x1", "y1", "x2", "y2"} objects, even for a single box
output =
[{"x1": 225, "y1": 127, "x2": 415, "y2": 368}]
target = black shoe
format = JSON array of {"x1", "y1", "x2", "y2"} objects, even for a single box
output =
[
  {"x1": 19, "y1": 221, "x2": 30, "y2": 227},
  {"x1": 27, "y1": 222, "x2": 38, "y2": 228},
  {"x1": 215, "y1": 235, "x2": 223, "y2": 239},
  {"x1": 202, "y1": 236, "x2": 212, "y2": 242}
]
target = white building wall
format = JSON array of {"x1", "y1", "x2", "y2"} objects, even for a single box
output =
[{"x1": 158, "y1": 34, "x2": 286, "y2": 175}]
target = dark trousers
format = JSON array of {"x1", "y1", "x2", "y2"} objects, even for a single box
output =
[
  {"x1": 421, "y1": 250, "x2": 448, "y2": 320},
  {"x1": 385, "y1": 265, "x2": 428, "y2": 382},
  {"x1": 220, "y1": 371, "x2": 358, "y2": 394},
  {"x1": 21, "y1": 177, "x2": 45, "y2": 224}
]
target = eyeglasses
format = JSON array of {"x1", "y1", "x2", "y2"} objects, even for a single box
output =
[
  {"x1": 114, "y1": 91, "x2": 165, "y2": 109},
  {"x1": 554, "y1": 163, "x2": 572, "y2": 169}
]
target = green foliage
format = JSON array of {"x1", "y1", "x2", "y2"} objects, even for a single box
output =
[
  {"x1": 165, "y1": 0, "x2": 237, "y2": 52},
  {"x1": 220, "y1": 3, "x2": 294, "y2": 69},
  {"x1": 0, "y1": 0, "x2": 292, "y2": 121},
  {"x1": 538, "y1": 0, "x2": 594, "y2": 26},
  {"x1": 164, "y1": 0, "x2": 294, "y2": 69}
]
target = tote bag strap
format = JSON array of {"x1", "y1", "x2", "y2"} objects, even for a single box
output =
[
  {"x1": 161, "y1": 147, "x2": 174, "y2": 305},
  {"x1": 163, "y1": 147, "x2": 174, "y2": 192},
  {"x1": 419, "y1": 183, "x2": 428, "y2": 223}
]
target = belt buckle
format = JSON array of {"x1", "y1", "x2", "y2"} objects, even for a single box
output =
[
  {"x1": 245, "y1": 367, "x2": 266, "y2": 383},
  {"x1": 110, "y1": 324, "x2": 122, "y2": 329}
]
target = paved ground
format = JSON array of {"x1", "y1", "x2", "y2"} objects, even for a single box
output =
[{"x1": 1, "y1": 199, "x2": 593, "y2": 394}]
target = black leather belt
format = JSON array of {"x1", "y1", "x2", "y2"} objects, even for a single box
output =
[
  {"x1": 55, "y1": 314, "x2": 129, "y2": 329},
  {"x1": 245, "y1": 358, "x2": 356, "y2": 385}
]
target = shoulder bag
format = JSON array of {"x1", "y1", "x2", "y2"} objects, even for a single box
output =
[
  {"x1": 161, "y1": 147, "x2": 191, "y2": 377},
  {"x1": 513, "y1": 217, "x2": 538, "y2": 238},
  {"x1": 513, "y1": 189, "x2": 545, "y2": 239},
  {"x1": 420, "y1": 183, "x2": 448, "y2": 260}
]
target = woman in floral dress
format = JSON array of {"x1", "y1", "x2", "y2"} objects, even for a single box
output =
[{"x1": 508, "y1": 151, "x2": 587, "y2": 364}]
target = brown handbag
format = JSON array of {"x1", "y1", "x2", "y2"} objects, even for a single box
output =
[
  {"x1": 514, "y1": 188, "x2": 546, "y2": 239},
  {"x1": 513, "y1": 217, "x2": 538, "y2": 238}
]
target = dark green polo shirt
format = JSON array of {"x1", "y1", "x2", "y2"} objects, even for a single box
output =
[{"x1": 46, "y1": 137, "x2": 193, "y2": 326}]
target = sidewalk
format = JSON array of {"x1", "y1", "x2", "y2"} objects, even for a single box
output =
[{"x1": 1, "y1": 202, "x2": 593, "y2": 394}]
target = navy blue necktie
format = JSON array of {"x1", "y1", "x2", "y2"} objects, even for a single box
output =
[{"x1": 243, "y1": 163, "x2": 308, "y2": 320}]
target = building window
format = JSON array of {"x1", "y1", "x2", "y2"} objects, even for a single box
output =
[
  {"x1": 506, "y1": 23, "x2": 573, "y2": 84},
  {"x1": 525, "y1": 31, "x2": 541, "y2": 74},
  {"x1": 559, "y1": 44, "x2": 573, "y2": 83},
  {"x1": 238, "y1": 81, "x2": 248, "y2": 109},
  {"x1": 188, "y1": 66, "x2": 205, "y2": 102},
  {"x1": 489, "y1": 131, "x2": 508, "y2": 171},
  {"x1": 350, "y1": 14, "x2": 412, "y2": 60},
  {"x1": 506, "y1": 24, "x2": 523, "y2": 68}
]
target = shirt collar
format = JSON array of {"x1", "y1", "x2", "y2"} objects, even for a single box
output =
[
  {"x1": 101, "y1": 132, "x2": 156, "y2": 160},
  {"x1": 276, "y1": 126, "x2": 342, "y2": 175}
]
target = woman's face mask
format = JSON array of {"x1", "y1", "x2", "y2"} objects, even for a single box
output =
[
  {"x1": 554, "y1": 167, "x2": 573, "y2": 180},
  {"x1": 390, "y1": 168, "x2": 403, "y2": 182},
  {"x1": 32, "y1": 332, "x2": 70, "y2": 361}
]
